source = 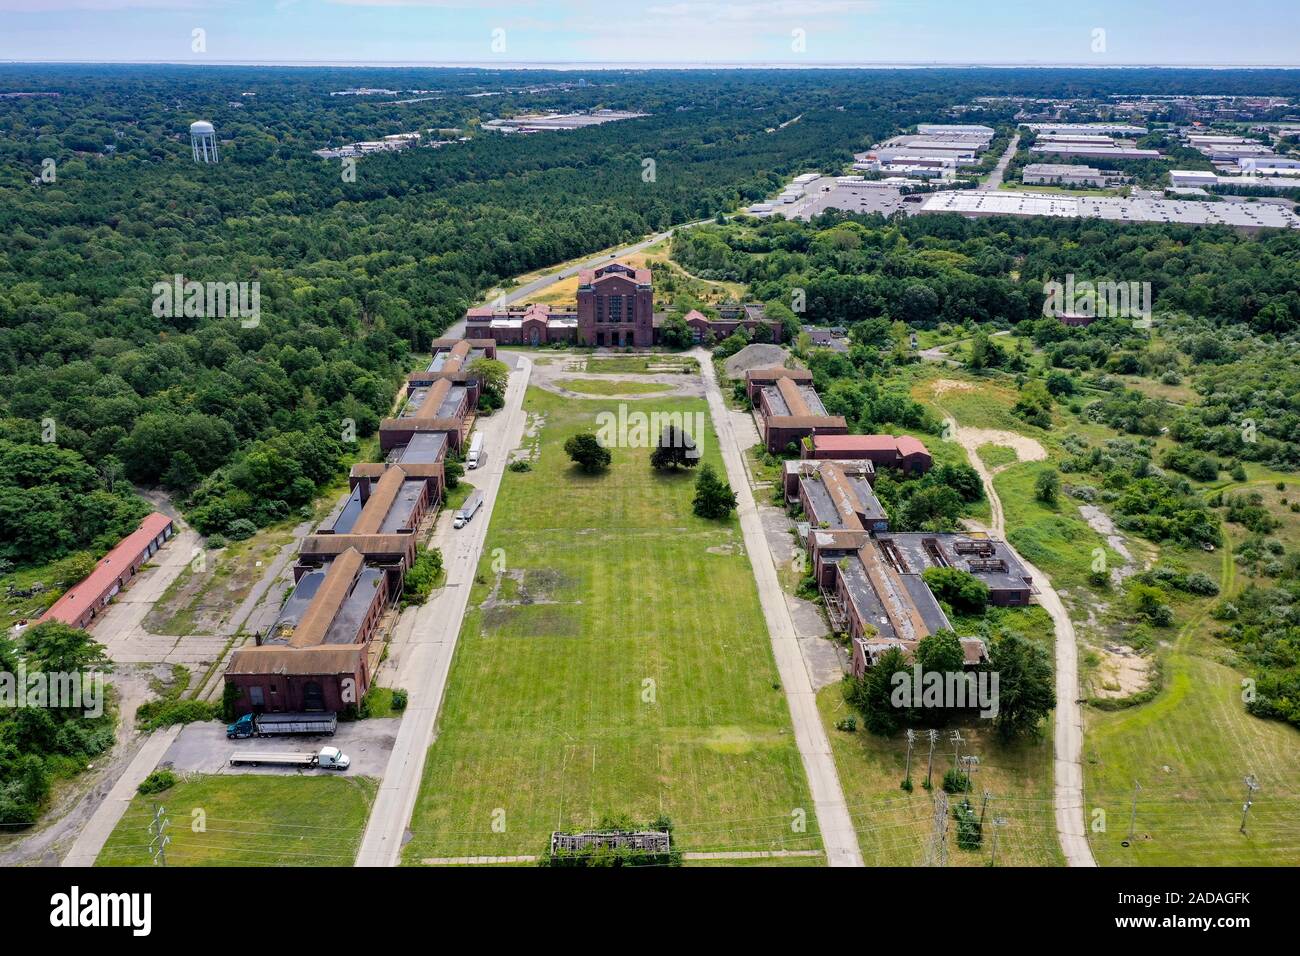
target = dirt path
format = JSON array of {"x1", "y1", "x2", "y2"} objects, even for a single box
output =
[{"x1": 942, "y1": 413, "x2": 1097, "y2": 868}]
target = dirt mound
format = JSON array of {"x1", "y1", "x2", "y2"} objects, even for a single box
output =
[{"x1": 724, "y1": 344, "x2": 794, "y2": 379}]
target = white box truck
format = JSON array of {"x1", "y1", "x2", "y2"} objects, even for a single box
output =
[{"x1": 466, "y1": 433, "x2": 485, "y2": 469}]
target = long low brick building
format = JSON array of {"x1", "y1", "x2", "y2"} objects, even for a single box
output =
[
  {"x1": 37, "y1": 512, "x2": 175, "y2": 630},
  {"x1": 803, "y1": 433, "x2": 933, "y2": 475},
  {"x1": 225, "y1": 547, "x2": 385, "y2": 716},
  {"x1": 745, "y1": 366, "x2": 847, "y2": 454}
]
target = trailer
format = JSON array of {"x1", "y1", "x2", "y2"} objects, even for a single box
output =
[
  {"x1": 226, "y1": 712, "x2": 337, "y2": 739},
  {"x1": 228, "y1": 746, "x2": 350, "y2": 770},
  {"x1": 453, "y1": 489, "x2": 484, "y2": 529},
  {"x1": 466, "y1": 433, "x2": 485, "y2": 469}
]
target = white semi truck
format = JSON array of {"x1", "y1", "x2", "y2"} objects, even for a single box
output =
[{"x1": 228, "y1": 746, "x2": 351, "y2": 770}]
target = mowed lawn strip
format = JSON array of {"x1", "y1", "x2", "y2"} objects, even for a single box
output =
[
  {"x1": 96, "y1": 773, "x2": 378, "y2": 867},
  {"x1": 402, "y1": 387, "x2": 818, "y2": 863}
]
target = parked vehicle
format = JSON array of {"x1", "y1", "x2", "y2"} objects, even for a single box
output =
[
  {"x1": 228, "y1": 746, "x2": 350, "y2": 770},
  {"x1": 454, "y1": 489, "x2": 484, "y2": 529},
  {"x1": 466, "y1": 433, "x2": 485, "y2": 469},
  {"x1": 226, "y1": 712, "x2": 337, "y2": 739}
]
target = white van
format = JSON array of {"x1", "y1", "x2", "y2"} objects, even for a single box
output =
[{"x1": 466, "y1": 433, "x2": 485, "y2": 469}]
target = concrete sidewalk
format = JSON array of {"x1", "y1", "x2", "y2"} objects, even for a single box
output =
[
  {"x1": 63, "y1": 725, "x2": 182, "y2": 867},
  {"x1": 695, "y1": 349, "x2": 864, "y2": 868},
  {"x1": 354, "y1": 355, "x2": 533, "y2": 867}
]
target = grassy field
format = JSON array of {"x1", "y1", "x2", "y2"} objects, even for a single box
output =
[
  {"x1": 96, "y1": 774, "x2": 377, "y2": 866},
  {"x1": 585, "y1": 354, "x2": 699, "y2": 375},
  {"x1": 401, "y1": 387, "x2": 819, "y2": 864},
  {"x1": 818, "y1": 602, "x2": 1062, "y2": 867},
  {"x1": 555, "y1": 378, "x2": 674, "y2": 396}
]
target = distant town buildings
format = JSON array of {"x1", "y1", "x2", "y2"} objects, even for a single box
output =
[{"x1": 482, "y1": 109, "x2": 647, "y2": 134}]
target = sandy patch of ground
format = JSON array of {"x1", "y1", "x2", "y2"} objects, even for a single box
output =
[
  {"x1": 724, "y1": 344, "x2": 793, "y2": 379},
  {"x1": 1090, "y1": 643, "x2": 1152, "y2": 699},
  {"x1": 931, "y1": 378, "x2": 977, "y2": 397},
  {"x1": 958, "y1": 426, "x2": 1047, "y2": 465},
  {"x1": 1079, "y1": 504, "x2": 1143, "y2": 585}
]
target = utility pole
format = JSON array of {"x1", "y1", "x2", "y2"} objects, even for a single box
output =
[
  {"x1": 1239, "y1": 774, "x2": 1259, "y2": 835},
  {"x1": 1127, "y1": 781, "x2": 1142, "y2": 842},
  {"x1": 148, "y1": 804, "x2": 171, "y2": 867},
  {"x1": 959, "y1": 753, "x2": 980, "y2": 795},
  {"x1": 979, "y1": 789, "x2": 991, "y2": 827},
  {"x1": 925, "y1": 729, "x2": 938, "y2": 789},
  {"x1": 989, "y1": 816, "x2": 1008, "y2": 866},
  {"x1": 925, "y1": 790, "x2": 949, "y2": 867},
  {"x1": 950, "y1": 729, "x2": 964, "y2": 776},
  {"x1": 904, "y1": 728, "x2": 916, "y2": 786}
]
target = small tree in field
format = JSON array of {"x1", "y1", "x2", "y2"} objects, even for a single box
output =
[
  {"x1": 1035, "y1": 468, "x2": 1060, "y2": 506},
  {"x1": 564, "y1": 432, "x2": 611, "y2": 473},
  {"x1": 650, "y1": 425, "x2": 699, "y2": 470},
  {"x1": 692, "y1": 464, "x2": 736, "y2": 519}
]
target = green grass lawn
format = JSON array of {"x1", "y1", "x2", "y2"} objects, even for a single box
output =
[
  {"x1": 555, "y1": 377, "x2": 673, "y2": 396},
  {"x1": 96, "y1": 774, "x2": 377, "y2": 866},
  {"x1": 585, "y1": 354, "x2": 699, "y2": 375},
  {"x1": 977, "y1": 442, "x2": 1020, "y2": 471},
  {"x1": 401, "y1": 387, "x2": 819, "y2": 864},
  {"x1": 817, "y1": 603, "x2": 1062, "y2": 867}
]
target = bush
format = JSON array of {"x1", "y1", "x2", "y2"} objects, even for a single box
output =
[
  {"x1": 205, "y1": 533, "x2": 228, "y2": 550},
  {"x1": 507, "y1": 459, "x2": 532, "y2": 473},
  {"x1": 942, "y1": 768, "x2": 969, "y2": 794},
  {"x1": 954, "y1": 798, "x2": 982, "y2": 850},
  {"x1": 391, "y1": 688, "x2": 408, "y2": 712},
  {"x1": 226, "y1": 518, "x2": 257, "y2": 540},
  {"x1": 402, "y1": 548, "x2": 444, "y2": 607},
  {"x1": 564, "y1": 432, "x2": 611, "y2": 473},
  {"x1": 137, "y1": 769, "x2": 177, "y2": 796},
  {"x1": 692, "y1": 464, "x2": 737, "y2": 520},
  {"x1": 922, "y1": 566, "x2": 990, "y2": 614},
  {"x1": 135, "y1": 698, "x2": 218, "y2": 732}
]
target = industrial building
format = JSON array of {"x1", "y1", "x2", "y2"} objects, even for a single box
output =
[
  {"x1": 1022, "y1": 122, "x2": 1147, "y2": 137},
  {"x1": 464, "y1": 261, "x2": 783, "y2": 347},
  {"x1": 225, "y1": 547, "x2": 385, "y2": 716},
  {"x1": 379, "y1": 376, "x2": 473, "y2": 454},
  {"x1": 1022, "y1": 163, "x2": 1124, "y2": 187},
  {"x1": 1029, "y1": 143, "x2": 1161, "y2": 160},
  {"x1": 803, "y1": 434, "x2": 933, "y2": 475},
  {"x1": 918, "y1": 189, "x2": 1300, "y2": 232},
  {"x1": 37, "y1": 513, "x2": 175, "y2": 630},
  {"x1": 744, "y1": 366, "x2": 847, "y2": 454}
]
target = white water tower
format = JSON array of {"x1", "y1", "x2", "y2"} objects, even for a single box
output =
[{"x1": 190, "y1": 120, "x2": 219, "y2": 163}]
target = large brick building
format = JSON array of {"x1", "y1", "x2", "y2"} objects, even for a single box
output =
[
  {"x1": 462, "y1": 260, "x2": 783, "y2": 348},
  {"x1": 223, "y1": 338, "x2": 494, "y2": 716},
  {"x1": 225, "y1": 547, "x2": 385, "y2": 716},
  {"x1": 578, "y1": 261, "x2": 655, "y2": 347},
  {"x1": 804, "y1": 433, "x2": 933, "y2": 475},
  {"x1": 745, "y1": 366, "x2": 848, "y2": 454}
]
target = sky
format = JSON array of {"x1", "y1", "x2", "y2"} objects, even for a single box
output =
[{"x1": 0, "y1": 0, "x2": 1297, "y2": 67}]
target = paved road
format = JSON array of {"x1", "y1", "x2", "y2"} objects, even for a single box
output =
[
  {"x1": 354, "y1": 354, "x2": 533, "y2": 867},
  {"x1": 695, "y1": 349, "x2": 864, "y2": 868},
  {"x1": 944, "y1": 416, "x2": 1097, "y2": 868},
  {"x1": 62, "y1": 724, "x2": 183, "y2": 867},
  {"x1": 981, "y1": 133, "x2": 1020, "y2": 191},
  {"x1": 162, "y1": 718, "x2": 400, "y2": 778}
]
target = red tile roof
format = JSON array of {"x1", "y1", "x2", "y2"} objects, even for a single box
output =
[{"x1": 38, "y1": 512, "x2": 174, "y2": 627}]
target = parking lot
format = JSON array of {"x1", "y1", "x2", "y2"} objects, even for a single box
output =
[{"x1": 158, "y1": 717, "x2": 401, "y2": 777}]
